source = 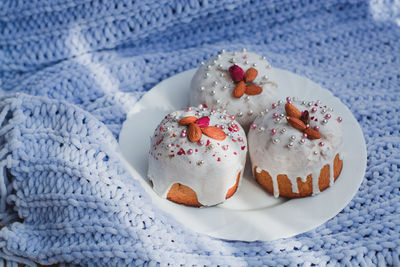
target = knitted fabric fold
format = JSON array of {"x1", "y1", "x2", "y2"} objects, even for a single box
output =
[{"x1": 0, "y1": 0, "x2": 399, "y2": 266}]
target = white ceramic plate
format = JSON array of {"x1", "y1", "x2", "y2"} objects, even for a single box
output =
[{"x1": 119, "y1": 68, "x2": 367, "y2": 241}]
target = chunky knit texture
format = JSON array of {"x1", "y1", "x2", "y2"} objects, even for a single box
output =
[{"x1": 0, "y1": 0, "x2": 399, "y2": 266}]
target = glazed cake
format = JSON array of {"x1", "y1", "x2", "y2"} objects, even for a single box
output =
[
  {"x1": 190, "y1": 49, "x2": 278, "y2": 130},
  {"x1": 148, "y1": 105, "x2": 247, "y2": 206},
  {"x1": 248, "y1": 97, "x2": 344, "y2": 198}
]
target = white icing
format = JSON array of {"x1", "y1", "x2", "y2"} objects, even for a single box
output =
[
  {"x1": 190, "y1": 51, "x2": 278, "y2": 130},
  {"x1": 148, "y1": 107, "x2": 247, "y2": 206},
  {"x1": 248, "y1": 98, "x2": 343, "y2": 197}
]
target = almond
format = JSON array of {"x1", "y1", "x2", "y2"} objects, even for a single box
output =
[
  {"x1": 304, "y1": 128, "x2": 322, "y2": 140},
  {"x1": 187, "y1": 123, "x2": 202, "y2": 142},
  {"x1": 178, "y1": 116, "x2": 197, "y2": 126},
  {"x1": 201, "y1": 126, "x2": 226, "y2": 141},
  {"x1": 233, "y1": 81, "x2": 246, "y2": 98},
  {"x1": 244, "y1": 67, "x2": 258, "y2": 82},
  {"x1": 287, "y1": 117, "x2": 306, "y2": 131},
  {"x1": 285, "y1": 103, "x2": 301, "y2": 119},
  {"x1": 245, "y1": 84, "x2": 263, "y2": 95}
]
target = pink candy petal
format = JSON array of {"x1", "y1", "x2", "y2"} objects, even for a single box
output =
[
  {"x1": 228, "y1": 64, "x2": 244, "y2": 82},
  {"x1": 196, "y1": 116, "x2": 210, "y2": 128}
]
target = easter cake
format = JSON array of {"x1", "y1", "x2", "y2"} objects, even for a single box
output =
[{"x1": 248, "y1": 97, "x2": 344, "y2": 198}]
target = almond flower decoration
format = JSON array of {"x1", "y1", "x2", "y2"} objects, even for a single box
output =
[
  {"x1": 178, "y1": 116, "x2": 226, "y2": 142},
  {"x1": 285, "y1": 103, "x2": 322, "y2": 140},
  {"x1": 228, "y1": 65, "x2": 263, "y2": 98}
]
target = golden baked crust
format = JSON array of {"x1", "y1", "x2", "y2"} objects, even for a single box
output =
[
  {"x1": 254, "y1": 153, "x2": 343, "y2": 198},
  {"x1": 166, "y1": 172, "x2": 241, "y2": 207},
  {"x1": 167, "y1": 183, "x2": 202, "y2": 207}
]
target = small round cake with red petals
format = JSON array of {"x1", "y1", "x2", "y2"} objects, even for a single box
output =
[
  {"x1": 248, "y1": 97, "x2": 344, "y2": 198},
  {"x1": 148, "y1": 105, "x2": 247, "y2": 206},
  {"x1": 190, "y1": 49, "x2": 278, "y2": 131}
]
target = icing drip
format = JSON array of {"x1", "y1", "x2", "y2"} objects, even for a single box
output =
[
  {"x1": 271, "y1": 174, "x2": 279, "y2": 198},
  {"x1": 311, "y1": 168, "x2": 321, "y2": 196},
  {"x1": 329, "y1": 159, "x2": 335, "y2": 186},
  {"x1": 291, "y1": 176, "x2": 299, "y2": 194}
]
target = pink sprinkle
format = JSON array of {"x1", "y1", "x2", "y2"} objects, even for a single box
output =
[
  {"x1": 337, "y1": 117, "x2": 343, "y2": 123},
  {"x1": 310, "y1": 116, "x2": 314, "y2": 120},
  {"x1": 187, "y1": 149, "x2": 193, "y2": 155},
  {"x1": 202, "y1": 104, "x2": 208, "y2": 108},
  {"x1": 314, "y1": 103, "x2": 318, "y2": 106},
  {"x1": 196, "y1": 116, "x2": 210, "y2": 128},
  {"x1": 250, "y1": 123, "x2": 257, "y2": 130},
  {"x1": 314, "y1": 118, "x2": 318, "y2": 122},
  {"x1": 230, "y1": 115, "x2": 235, "y2": 120},
  {"x1": 311, "y1": 107, "x2": 317, "y2": 113},
  {"x1": 319, "y1": 142, "x2": 325, "y2": 147},
  {"x1": 286, "y1": 97, "x2": 292, "y2": 103},
  {"x1": 197, "y1": 140, "x2": 204, "y2": 146},
  {"x1": 159, "y1": 126, "x2": 164, "y2": 131},
  {"x1": 185, "y1": 107, "x2": 192, "y2": 111},
  {"x1": 273, "y1": 113, "x2": 278, "y2": 118},
  {"x1": 229, "y1": 124, "x2": 239, "y2": 132},
  {"x1": 233, "y1": 152, "x2": 237, "y2": 155},
  {"x1": 182, "y1": 129, "x2": 187, "y2": 133},
  {"x1": 222, "y1": 145, "x2": 229, "y2": 151},
  {"x1": 271, "y1": 128, "x2": 277, "y2": 135},
  {"x1": 177, "y1": 148, "x2": 186, "y2": 155},
  {"x1": 238, "y1": 137, "x2": 243, "y2": 142},
  {"x1": 195, "y1": 149, "x2": 198, "y2": 152},
  {"x1": 228, "y1": 64, "x2": 244, "y2": 82},
  {"x1": 217, "y1": 157, "x2": 221, "y2": 162},
  {"x1": 180, "y1": 132, "x2": 186, "y2": 138},
  {"x1": 325, "y1": 114, "x2": 331, "y2": 119},
  {"x1": 220, "y1": 125, "x2": 225, "y2": 130},
  {"x1": 272, "y1": 103, "x2": 277, "y2": 109},
  {"x1": 306, "y1": 124, "x2": 310, "y2": 128},
  {"x1": 206, "y1": 140, "x2": 211, "y2": 146},
  {"x1": 156, "y1": 137, "x2": 164, "y2": 145},
  {"x1": 241, "y1": 146, "x2": 246, "y2": 150},
  {"x1": 314, "y1": 126, "x2": 320, "y2": 131},
  {"x1": 302, "y1": 133, "x2": 308, "y2": 138}
]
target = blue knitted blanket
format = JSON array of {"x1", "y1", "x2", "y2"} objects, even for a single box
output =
[{"x1": 0, "y1": 0, "x2": 399, "y2": 266}]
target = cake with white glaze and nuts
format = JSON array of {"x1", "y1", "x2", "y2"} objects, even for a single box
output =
[
  {"x1": 190, "y1": 49, "x2": 278, "y2": 131},
  {"x1": 248, "y1": 97, "x2": 344, "y2": 198},
  {"x1": 148, "y1": 105, "x2": 247, "y2": 206}
]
